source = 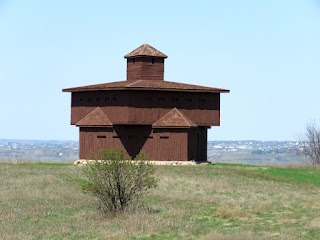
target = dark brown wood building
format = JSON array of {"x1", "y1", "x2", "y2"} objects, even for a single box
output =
[{"x1": 63, "y1": 44, "x2": 229, "y2": 161}]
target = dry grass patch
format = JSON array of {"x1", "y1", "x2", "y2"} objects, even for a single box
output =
[{"x1": 1, "y1": 163, "x2": 320, "y2": 239}]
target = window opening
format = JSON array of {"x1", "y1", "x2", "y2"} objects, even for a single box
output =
[
  {"x1": 97, "y1": 136, "x2": 106, "y2": 138},
  {"x1": 160, "y1": 136, "x2": 169, "y2": 139}
]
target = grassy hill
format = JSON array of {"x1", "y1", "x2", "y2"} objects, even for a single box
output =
[{"x1": 1, "y1": 163, "x2": 320, "y2": 239}]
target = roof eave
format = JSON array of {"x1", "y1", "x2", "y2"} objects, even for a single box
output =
[
  {"x1": 152, "y1": 126, "x2": 195, "y2": 129},
  {"x1": 63, "y1": 87, "x2": 229, "y2": 93},
  {"x1": 124, "y1": 55, "x2": 168, "y2": 59}
]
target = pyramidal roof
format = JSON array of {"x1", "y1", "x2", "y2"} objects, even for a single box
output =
[
  {"x1": 76, "y1": 107, "x2": 113, "y2": 126},
  {"x1": 124, "y1": 43, "x2": 168, "y2": 58},
  {"x1": 152, "y1": 108, "x2": 197, "y2": 128}
]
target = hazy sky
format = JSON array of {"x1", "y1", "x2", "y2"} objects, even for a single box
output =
[{"x1": 1, "y1": 0, "x2": 320, "y2": 141}]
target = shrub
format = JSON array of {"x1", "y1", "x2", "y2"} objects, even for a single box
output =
[{"x1": 82, "y1": 149, "x2": 158, "y2": 214}]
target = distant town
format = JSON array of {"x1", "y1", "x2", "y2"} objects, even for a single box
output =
[
  {"x1": 0, "y1": 139, "x2": 305, "y2": 165},
  {"x1": 0, "y1": 139, "x2": 78, "y2": 162},
  {"x1": 208, "y1": 140, "x2": 304, "y2": 165},
  {"x1": 208, "y1": 140, "x2": 301, "y2": 153}
]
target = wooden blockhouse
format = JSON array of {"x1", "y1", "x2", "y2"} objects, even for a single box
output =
[{"x1": 63, "y1": 44, "x2": 229, "y2": 161}]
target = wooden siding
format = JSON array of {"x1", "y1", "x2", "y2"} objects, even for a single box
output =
[
  {"x1": 79, "y1": 127, "x2": 122, "y2": 159},
  {"x1": 127, "y1": 58, "x2": 164, "y2": 81},
  {"x1": 146, "y1": 129, "x2": 188, "y2": 161},
  {"x1": 79, "y1": 126, "x2": 189, "y2": 161},
  {"x1": 71, "y1": 91, "x2": 220, "y2": 126},
  {"x1": 71, "y1": 91, "x2": 129, "y2": 125}
]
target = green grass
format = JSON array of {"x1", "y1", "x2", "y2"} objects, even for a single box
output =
[
  {"x1": 1, "y1": 162, "x2": 320, "y2": 239},
  {"x1": 212, "y1": 163, "x2": 320, "y2": 187}
]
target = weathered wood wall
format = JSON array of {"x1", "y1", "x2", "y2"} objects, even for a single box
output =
[
  {"x1": 79, "y1": 127, "x2": 116, "y2": 159},
  {"x1": 71, "y1": 91, "x2": 220, "y2": 126},
  {"x1": 79, "y1": 126, "x2": 191, "y2": 161},
  {"x1": 127, "y1": 58, "x2": 164, "y2": 81},
  {"x1": 147, "y1": 129, "x2": 188, "y2": 161}
]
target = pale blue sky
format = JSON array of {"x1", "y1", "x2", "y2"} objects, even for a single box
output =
[{"x1": 0, "y1": 0, "x2": 319, "y2": 141}]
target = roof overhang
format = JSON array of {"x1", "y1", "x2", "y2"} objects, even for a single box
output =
[
  {"x1": 62, "y1": 80, "x2": 230, "y2": 93},
  {"x1": 63, "y1": 87, "x2": 229, "y2": 93}
]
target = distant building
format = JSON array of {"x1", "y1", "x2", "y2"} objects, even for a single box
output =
[{"x1": 63, "y1": 44, "x2": 229, "y2": 161}]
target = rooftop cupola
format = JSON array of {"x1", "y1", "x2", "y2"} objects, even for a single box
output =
[{"x1": 124, "y1": 43, "x2": 167, "y2": 81}]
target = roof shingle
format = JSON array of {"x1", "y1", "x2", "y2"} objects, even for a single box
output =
[
  {"x1": 62, "y1": 80, "x2": 229, "y2": 93},
  {"x1": 76, "y1": 107, "x2": 113, "y2": 127},
  {"x1": 152, "y1": 108, "x2": 197, "y2": 128},
  {"x1": 124, "y1": 44, "x2": 167, "y2": 58}
]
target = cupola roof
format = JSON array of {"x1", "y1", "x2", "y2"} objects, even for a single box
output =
[{"x1": 124, "y1": 43, "x2": 167, "y2": 58}]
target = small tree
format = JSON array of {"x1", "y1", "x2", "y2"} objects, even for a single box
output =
[
  {"x1": 82, "y1": 149, "x2": 158, "y2": 214},
  {"x1": 301, "y1": 121, "x2": 320, "y2": 164}
]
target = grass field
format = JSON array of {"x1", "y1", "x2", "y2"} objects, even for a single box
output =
[{"x1": 1, "y1": 163, "x2": 320, "y2": 239}]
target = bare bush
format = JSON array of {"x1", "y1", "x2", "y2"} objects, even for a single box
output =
[
  {"x1": 300, "y1": 121, "x2": 320, "y2": 164},
  {"x1": 82, "y1": 149, "x2": 158, "y2": 215}
]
